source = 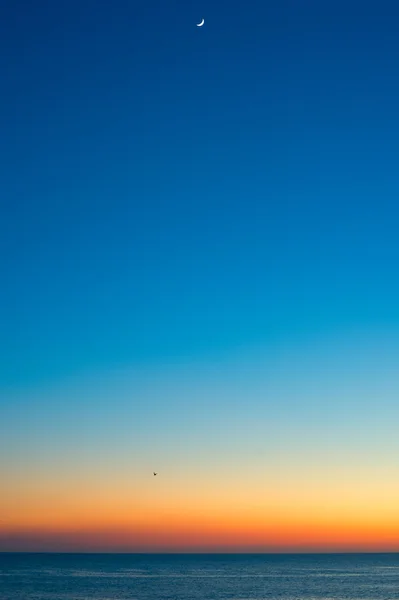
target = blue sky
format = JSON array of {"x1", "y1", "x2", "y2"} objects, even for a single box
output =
[
  {"x1": 2, "y1": 1, "x2": 399, "y2": 551},
  {"x1": 2, "y1": 1, "x2": 399, "y2": 390}
]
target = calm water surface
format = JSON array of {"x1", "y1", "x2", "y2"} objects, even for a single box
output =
[{"x1": 1, "y1": 553, "x2": 399, "y2": 600}]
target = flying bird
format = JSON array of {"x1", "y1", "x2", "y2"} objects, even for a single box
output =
[{"x1": 153, "y1": 472, "x2": 158, "y2": 476}]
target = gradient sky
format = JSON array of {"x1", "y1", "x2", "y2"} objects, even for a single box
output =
[{"x1": 1, "y1": 0, "x2": 399, "y2": 552}]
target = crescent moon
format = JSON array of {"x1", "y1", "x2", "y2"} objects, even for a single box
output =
[{"x1": 197, "y1": 19, "x2": 204, "y2": 27}]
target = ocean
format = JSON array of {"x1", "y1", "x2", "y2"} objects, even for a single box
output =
[{"x1": 1, "y1": 553, "x2": 399, "y2": 600}]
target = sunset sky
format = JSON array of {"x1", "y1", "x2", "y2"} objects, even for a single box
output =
[{"x1": 1, "y1": 0, "x2": 399, "y2": 552}]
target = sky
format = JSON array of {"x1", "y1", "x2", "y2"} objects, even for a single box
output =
[{"x1": 1, "y1": 0, "x2": 399, "y2": 552}]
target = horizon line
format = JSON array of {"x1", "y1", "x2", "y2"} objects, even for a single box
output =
[{"x1": 1, "y1": 550, "x2": 399, "y2": 555}]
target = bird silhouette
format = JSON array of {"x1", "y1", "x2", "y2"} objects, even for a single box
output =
[{"x1": 153, "y1": 472, "x2": 158, "y2": 476}]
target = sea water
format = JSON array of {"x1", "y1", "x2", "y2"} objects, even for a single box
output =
[{"x1": 1, "y1": 552, "x2": 399, "y2": 599}]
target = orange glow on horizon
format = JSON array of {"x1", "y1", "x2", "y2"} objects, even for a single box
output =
[
  {"x1": 3, "y1": 449, "x2": 399, "y2": 552},
  {"x1": 2, "y1": 505, "x2": 399, "y2": 552}
]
